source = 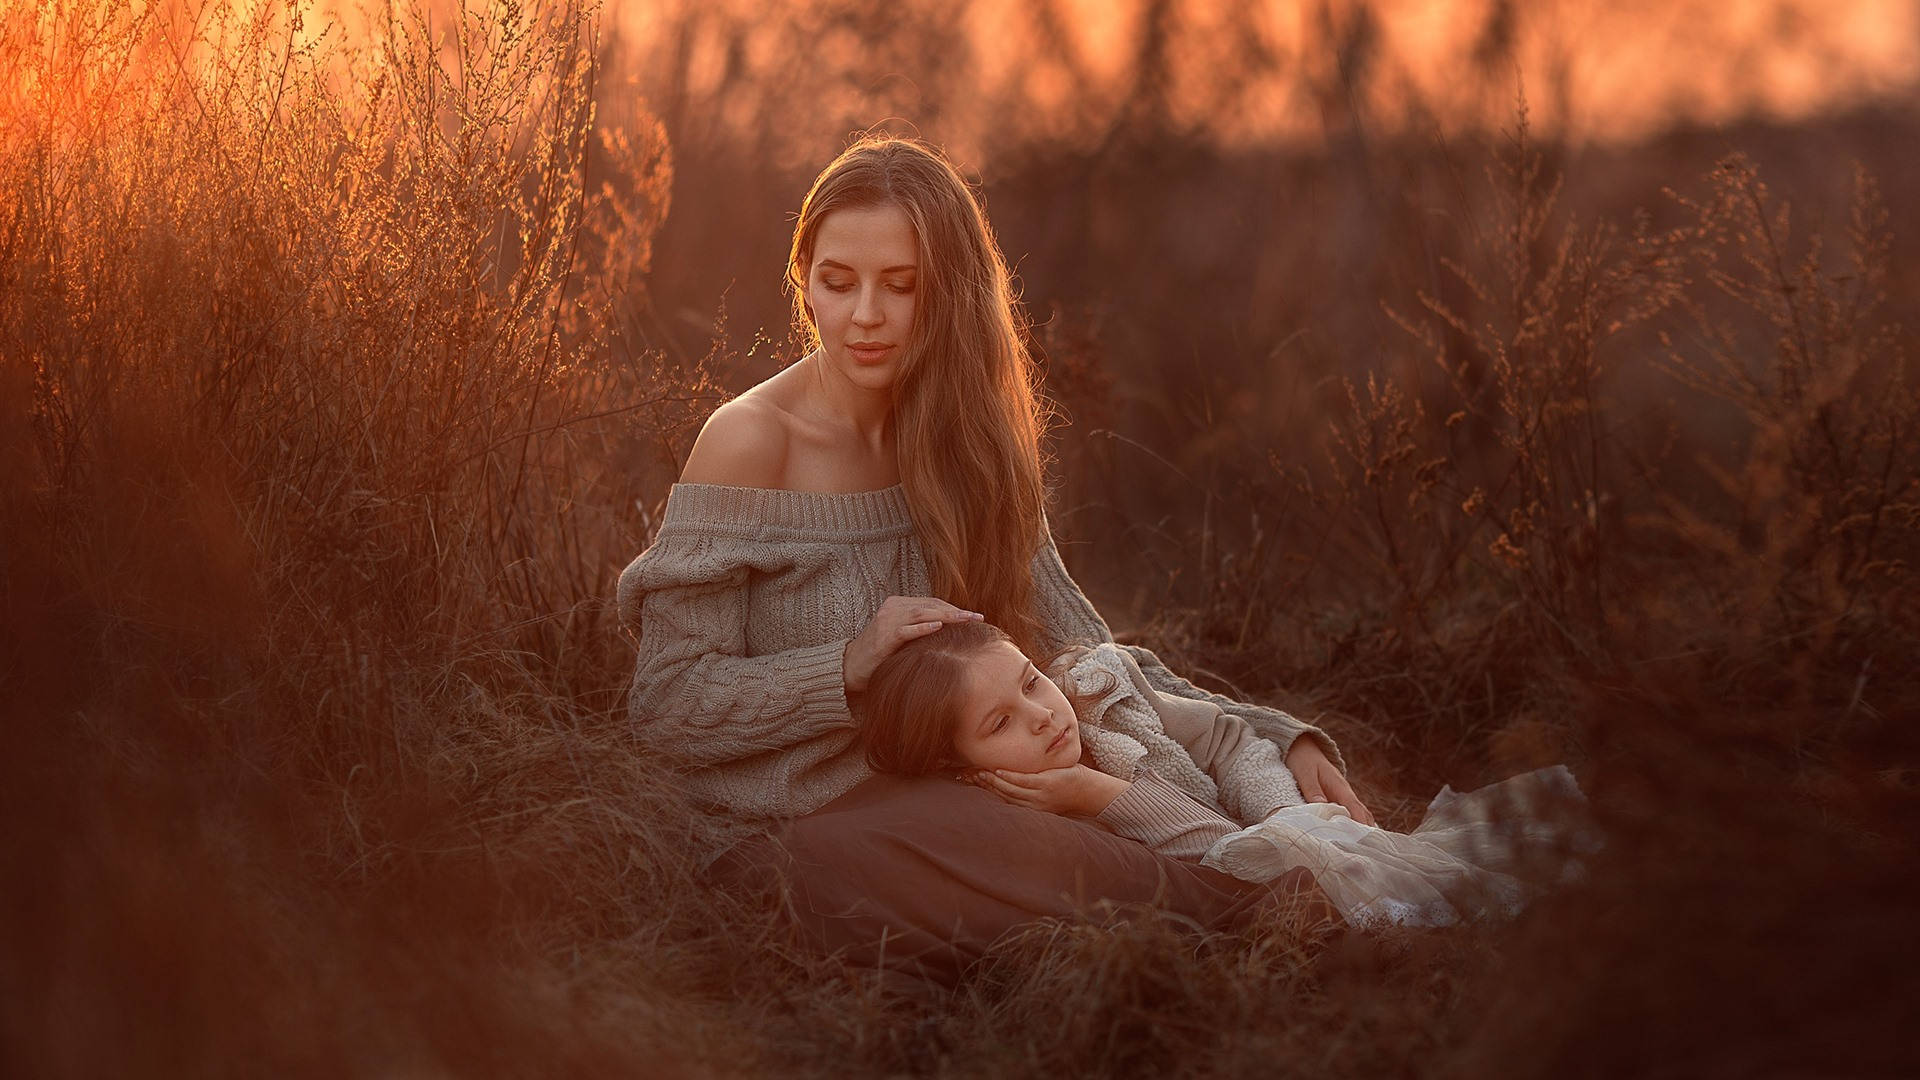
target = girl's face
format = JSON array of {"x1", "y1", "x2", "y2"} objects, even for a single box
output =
[
  {"x1": 950, "y1": 640, "x2": 1081, "y2": 774},
  {"x1": 805, "y1": 203, "x2": 918, "y2": 394}
]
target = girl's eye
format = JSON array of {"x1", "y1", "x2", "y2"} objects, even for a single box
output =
[
  {"x1": 823, "y1": 281, "x2": 852, "y2": 292},
  {"x1": 887, "y1": 282, "x2": 914, "y2": 294},
  {"x1": 1024, "y1": 676, "x2": 1038, "y2": 693},
  {"x1": 992, "y1": 716, "x2": 1008, "y2": 733}
]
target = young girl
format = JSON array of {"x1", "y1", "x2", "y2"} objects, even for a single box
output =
[{"x1": 862, "y1": 621, "x2": 1590, "y2": 928}]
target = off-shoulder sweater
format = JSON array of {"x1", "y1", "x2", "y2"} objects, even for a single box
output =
[{"x1": 616, "y1": 482, "x2": 1342, "y2": 845}]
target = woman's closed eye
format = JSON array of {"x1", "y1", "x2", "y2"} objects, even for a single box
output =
[
  {"x1": 821, "y1": 279, "x2": 913, "y2": 294},
  {"x1": 1023, "y1": 674, "x2": 1038, "y2": 693},
  {"x1": 991, "y1": 715, "x2": 1009, "y2": 733}
]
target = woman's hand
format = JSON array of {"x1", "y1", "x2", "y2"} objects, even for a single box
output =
[
  {"x1": 967, "y1": 764, "x2": 1131, "y2": 817},
  {"x1": 842, "y1": 595, "x2": 983, "y2": 693},
  {"x1": 1286, "y1": 737, "x2": 1377, "y2": 826}
]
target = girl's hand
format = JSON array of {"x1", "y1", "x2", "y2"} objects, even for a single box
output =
[
  {"x1": 1286, "y1": 737, "x2": 1377, "y2": 826},
  {"x1": 842, "y1": 595, "x2": 983, "y2": 693},
  {"x1": 967, "y1": 764, "x2": 1131, "y2": 817}
]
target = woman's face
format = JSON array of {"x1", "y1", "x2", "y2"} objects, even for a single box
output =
[
  {"x1": 950, "y1": 641, "x2": 1081, "y2": 774},
  {"x1": 805, "y1": 203, "x2": 918, "y2": 394}
]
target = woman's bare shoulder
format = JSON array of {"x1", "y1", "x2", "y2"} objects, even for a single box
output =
[{"x1": 678, "y1": 392, "x2": 794, "y2": 488}]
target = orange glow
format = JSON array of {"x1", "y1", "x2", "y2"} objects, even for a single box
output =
[
  {"x1": 611, "y1": 0, "x2": 1919, "y2": 149},
  {"x1": 10, "y1": 1, "x2": 1912, "y2": 158}
]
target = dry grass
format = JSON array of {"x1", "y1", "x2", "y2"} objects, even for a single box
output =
[{"x1": 4, "y1": 1, "x2": 1917, "y2": 1077}]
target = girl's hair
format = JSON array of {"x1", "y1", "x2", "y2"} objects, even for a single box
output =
[
  {"x1": 860, "y1": 621, "x2": 1115, "y2": 776},
  {"x1": 861, "y1": 620, "x2": 1010, "y2": 776},
  {"x1": 788, "y1": 135, "x2": 1050, "y2": 655}
]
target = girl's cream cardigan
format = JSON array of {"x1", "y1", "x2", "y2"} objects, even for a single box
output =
[{"x1": 1066, "y1": 643, "x2": 1324, "y2": 859}]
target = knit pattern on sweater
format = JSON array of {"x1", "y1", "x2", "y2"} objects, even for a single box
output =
[{"x1": 617, "y1": 482, "x2": 1334, "y2": 835}]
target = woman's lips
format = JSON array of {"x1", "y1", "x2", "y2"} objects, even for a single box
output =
[
  {"x1": 1047, "y1": 725, "x2": 1071, "y2": 754},
  {"x1": 846, "y1": 343, "x2": 895, "y2": 365}
]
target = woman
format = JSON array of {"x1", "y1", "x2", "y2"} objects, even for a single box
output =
[{"x1": 617, "y1": 135, "x2": 1371, "y2": 984}]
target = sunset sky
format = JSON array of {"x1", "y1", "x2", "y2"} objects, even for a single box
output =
[
  {"x1": 611, "y1": 0, "x2": 1920, "y2": 146},
  {"x1": 32, "y1": 1, "x2": 1910, "y2": 155}
]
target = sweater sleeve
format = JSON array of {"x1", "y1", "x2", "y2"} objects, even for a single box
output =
[
  {"x1": 1116, "y1": 655, "x2": 1309, "y2": 822},
  {"x1": 1029, "y1": 526, "x2": 1348, "y2": 775},
  {"x1": 617, "y1": 532, "x2": 857, "y2": 772},
  {"x1": 1094, "y1": 769, "x2": 1240, "y2": 861}
]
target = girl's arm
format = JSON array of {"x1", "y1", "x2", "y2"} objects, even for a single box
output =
[
  {"x1": 1028, "y1": 528, "x2": 1343, "y2": 769},
  {"x1": 1122, "y1": 657, "x2": 1305, "y2": 823},
  {"x1": 1031, "y1": 526, "x2": 1374, "y2": 824},
  {"x1": 1135, "y1": 662, "x2": 1375, "y2": 825},
  {"x1": 970, "y1": 763, "x2": 1239, "y2": 861},
  {"x1": 1093, "y1": 770, "x2": 1241, "y2": 860}
]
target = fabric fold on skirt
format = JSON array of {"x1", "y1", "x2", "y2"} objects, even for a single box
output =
[{"x1": 759, "y1": 773, "x2": 1330, "y2": 985}]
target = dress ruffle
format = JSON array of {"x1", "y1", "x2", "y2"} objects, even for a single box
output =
[{"x1": 1201, "y1": 764, "x2": 1597, "y2": 927}]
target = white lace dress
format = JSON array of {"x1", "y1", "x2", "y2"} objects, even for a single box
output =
[
  {"x1": 1062, "y1": 644, "x2": 1593, "y2": 928},
  {"x1": 1201, "y1": 765, "x2": 1593, "y2": 927}
]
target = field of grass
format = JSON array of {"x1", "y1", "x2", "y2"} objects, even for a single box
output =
[{"x1": 4, "y1": 1, "x2": 1917, "y2": 1075}]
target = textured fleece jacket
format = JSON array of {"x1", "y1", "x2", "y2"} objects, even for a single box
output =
[{"x1": 1069, "y1": 643, "x2": 1313, "y2": 859}]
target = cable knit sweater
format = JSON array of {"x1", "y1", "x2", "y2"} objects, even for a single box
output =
[{"x1": 616, "y1": 482, "x2": 1343, "y2": 844}]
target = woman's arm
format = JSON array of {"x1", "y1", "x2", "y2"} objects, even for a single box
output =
[
  {"x1": 620, "y1": 560, "x2": 873, "y2": 822},
  {"x1": 616, "y1": 402, "x2": 858, "y2": 816},
  {"x1": 627, "y1": 574, "x2": 982, "y2": 770},
  {"x1": 1115, "y1": 651, "x2": 1304, "y2": 822},
  {"x1": 621, "y1": 556, "x2": 857, "y2": 769}
]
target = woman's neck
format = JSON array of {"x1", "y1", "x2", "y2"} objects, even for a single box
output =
[{"x1": 802, "y1": 350, "x2": 894, "y2": 453}]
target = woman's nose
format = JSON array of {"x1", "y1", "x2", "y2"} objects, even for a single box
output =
[{"x1": 852, "y1": 287, "x2": 883, "y2": 326}]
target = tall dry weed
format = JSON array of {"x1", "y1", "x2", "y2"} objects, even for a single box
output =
[
  {"x1": 1652, "y1": 156, "x2": 1918, "y2": 668},
  {"x1": 1120, "y1": 106, "x2": 1920, "y2": 785},
  {"x1": 0, "y1": 1, "x2": 762, "y2": 1073}
]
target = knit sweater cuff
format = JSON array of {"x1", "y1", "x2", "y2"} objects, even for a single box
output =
[
  {"x1": 1095, "y1": 769, "x2": 1238, "y2": 861},
  {"x1": 1264, "y1": 720, "x2": 1346, "y2": 778},
  {"x1": 787, "y1": 638, "x2": 854, "y2": 724}
]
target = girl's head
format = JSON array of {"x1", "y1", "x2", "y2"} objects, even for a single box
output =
[
  {"x1": 861, "y1": 621, "x2": 1082, "y2": 777},
  {"x1": 788, "y1": 136, "x2": 1049, "y2": 655}
]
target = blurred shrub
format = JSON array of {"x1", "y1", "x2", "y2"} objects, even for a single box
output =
[{"x1": 0, "y1": 2, "x2": 756, "y2": 1073}]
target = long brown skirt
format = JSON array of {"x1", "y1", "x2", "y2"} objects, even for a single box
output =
[{"x1": 741, "y1": 773, "x2": 1325, "y2": 985}]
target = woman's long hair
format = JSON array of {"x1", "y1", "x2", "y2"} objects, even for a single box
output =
[{"x1": 787, "y1": 135, "x2": 1050, "y2": 655}]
